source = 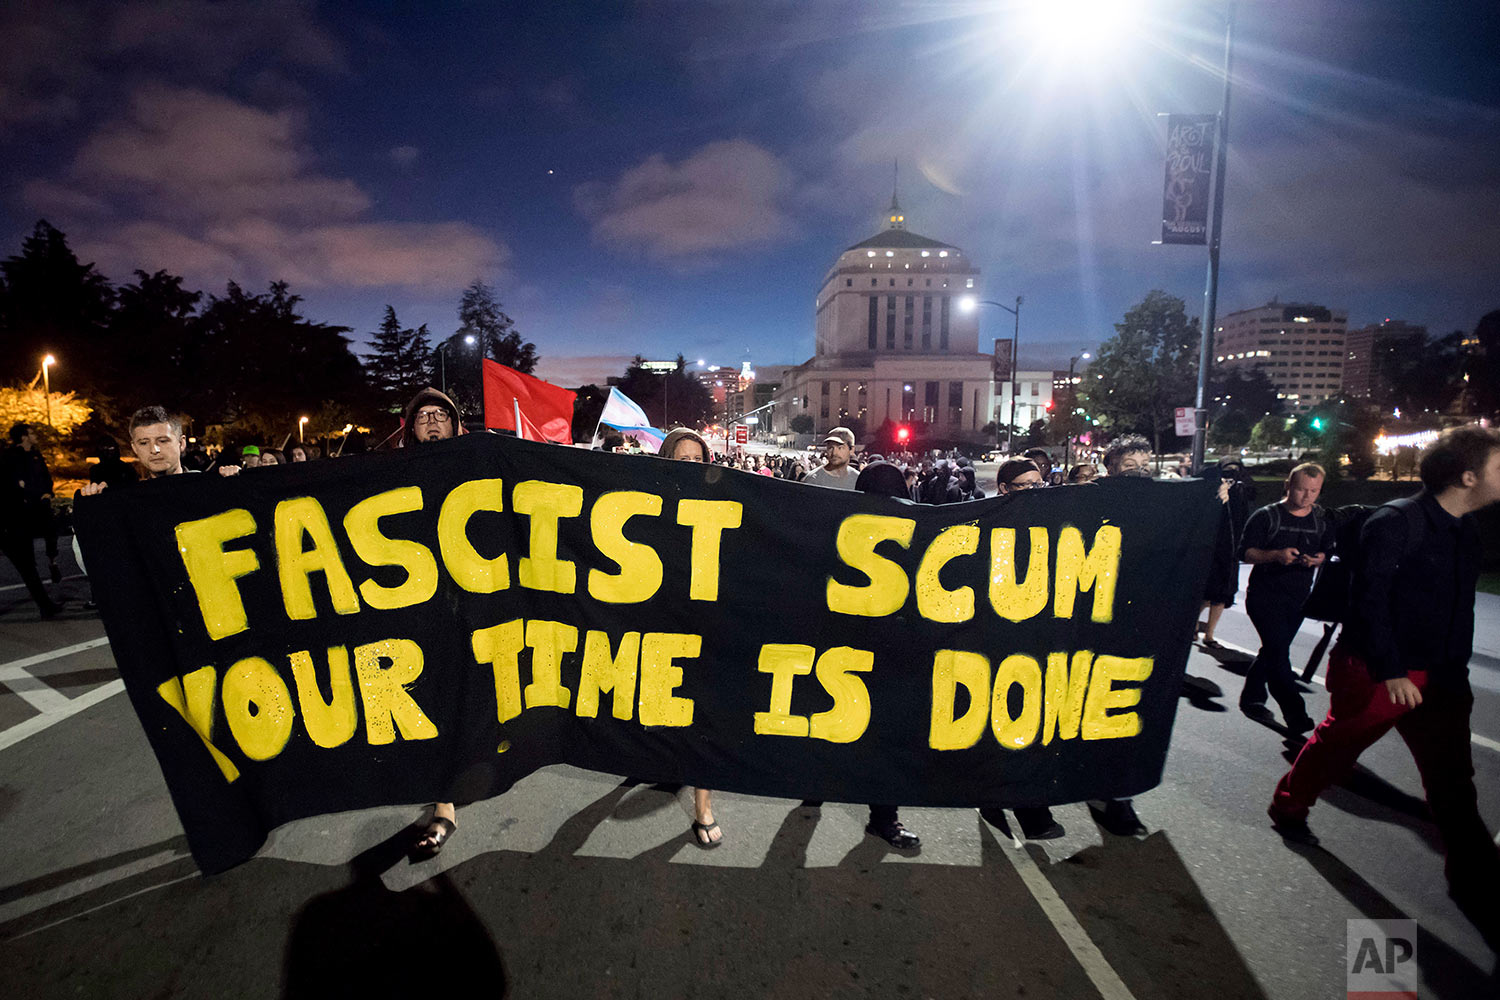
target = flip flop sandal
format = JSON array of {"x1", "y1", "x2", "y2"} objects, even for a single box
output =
[
  {"x1": 690, "y1": 820, "x2": 723, "y2": 848},
  {"x1": 412, "y1": 816, "x2": 456, "y2": 860}
]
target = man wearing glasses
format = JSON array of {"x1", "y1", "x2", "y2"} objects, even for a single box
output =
[
  {"x1": 400, "y1": 388, "x2": 462, "y2": 447},
  {"x1": 995, "y1": 458, "x2": 1045, "y2": 494},
  {"x1": 397, "y1": 387, "x2": 465, "y2": 857}
]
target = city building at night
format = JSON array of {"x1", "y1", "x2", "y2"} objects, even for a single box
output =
[
  {"x1": 770, "y1": 194, "x2": 999, "y2": 443},
  {"x1": 1213, "y1": 300, "x2": 1349, "y2": 412},
  {"x1": 1342, "y1": 319, "x2": 1427, "y2": 404}
]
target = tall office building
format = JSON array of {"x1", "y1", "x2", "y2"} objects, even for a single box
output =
[
  {"x1": 1213, "y1": 300, "x2": 1348, "y2": 412},
  {"x1": 1343, "y1": 319, "x2": 1428, "y2": 403}
]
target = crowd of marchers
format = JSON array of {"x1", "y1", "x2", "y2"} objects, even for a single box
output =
[{"x1": 3, "y1": 386, "x2": 1497, "y2": 955}]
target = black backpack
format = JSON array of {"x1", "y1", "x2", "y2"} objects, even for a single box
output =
[{"x1": 1299, "y1": 497, "x2": 1425, "y2": 678}]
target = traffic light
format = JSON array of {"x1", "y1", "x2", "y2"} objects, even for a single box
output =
[
  {"x1": 896, "y1": 425, "x2": 911, "y2": 444},
  {"x1": 1045, "y1": 399, "x2": 1055, "y2": 412},
  {"x1": 1310, "y1": 417, "x2": 1324, "y2": 431}
]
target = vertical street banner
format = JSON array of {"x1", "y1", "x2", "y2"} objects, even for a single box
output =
[
  {"x1": 993, "y1": 338, "x2": 1014, "y2": 382},
  {"x1": 75, "y1": 435, "x2": 1220, "y2": 873},
  {"x1": 1161, "y1": 114, "x2": 1217, "y2": 245}
]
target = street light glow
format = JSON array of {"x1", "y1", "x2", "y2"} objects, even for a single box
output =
[
  {"x1": 43, "y1": 354, "x2": 56, "y2": 367},
  {"x1": 464, "y1": 335, "x2": 477, "y2": 345},
  {"x1": 958, "y1": 295, "x2": 977, "y2": 313}
]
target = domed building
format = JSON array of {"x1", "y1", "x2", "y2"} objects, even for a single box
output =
[{"x1": 770, "y1": 193, "x2": 1000, "y2": 444}]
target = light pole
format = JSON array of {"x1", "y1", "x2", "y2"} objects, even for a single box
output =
[
  {"x1": 298, "y1": 415, "x2": 308, "y2": 443},
  {"x1": 40, "y1": 354, "x2": 56, "y2": 429},
  {"x1": 962, "y1": 296, "x2": 1023, "y2": 453},
  {"x1": 1065, "y1": 351, "x2": 1091, "y2": 473},
  {"x1": 1191, "y1": 1, "x2": 1237, "y2": 474},
  {"x1": 437, "y1": 335, "x2": 478, "y2": 397}
]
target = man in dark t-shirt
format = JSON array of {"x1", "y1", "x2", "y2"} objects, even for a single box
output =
[{"x1": 1237, "y1": 463, "x2": 1337, "y2": 732}]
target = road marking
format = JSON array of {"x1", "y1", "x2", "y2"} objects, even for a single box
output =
[
  {"x1": 0, "y1": 846, "x2": 191, "y2": 929},
  {"x1": 997, "y1": 834, "x2": 1138, "y2": 1000},
  {"x1": 0, "y1": 637, "x2": 111, "y2": 676},
  {"x1": 1201, "y1": 638, "x2": 1500, "y2": 755},
  {"x1": 0, "y1": 673, "x2": 72, "y2": 713},
  {"x1": 0, "y1": 679, "x2": 125, "y2": 753}
]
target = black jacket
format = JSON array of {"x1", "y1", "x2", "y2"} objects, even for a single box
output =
[{"x1": 1344, "y1": 490, "x2": 1479, "y2": 686}]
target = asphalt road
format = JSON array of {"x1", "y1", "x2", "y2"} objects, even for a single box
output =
[{"x1": 1, "y1": 538, "x2": 1497, "y2": 999}]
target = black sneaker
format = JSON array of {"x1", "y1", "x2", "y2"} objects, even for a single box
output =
[
  {"x1": 866, "y1": 821, "x2": 920, "y2": 850},
  {"x1": 1269, "y1": 809, "x2": 1320, "y2": 846},
  {"x1": 49, "y1": 559, "x2": 62, "y2": 583},
  {"x1": 1091, "y1": 799, "x2": 1147, "y2": 837},
  {"x1": 1240, "y1": 700, "x2": 1276, "y2": 723},
  {"x1": 1015, "y1": 806, "x2": 1065, "y2": 840},
  {"x1": 1284, "y1": 714, "x2": 1317, "y2": 736}
]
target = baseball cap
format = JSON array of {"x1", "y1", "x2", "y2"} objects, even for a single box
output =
[
  {"x1": 241, "y1": 445, "x2": 261, "y2": 457},
  {"x1": 822, "y1": 427, "x2": 855, "y2": 448}
]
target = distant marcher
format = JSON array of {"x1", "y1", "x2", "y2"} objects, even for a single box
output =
[
  {"x1": 996, "y1": 458, "x2": 1044, "y2": 493},
  {"x1": 287, "y1": 444, "x2": 309, "y2": 463},
  {"x1": 5, "y1": 423, "x2": 60, "y2": 583},
  {"x1": 1, "y1": 432, "x2": 62, "y2": 618},
  {"x1": 240, "y1": 445, "x2": 262, "y2": 468},
  {"x1": 1066, "y1": 462, "x2": 1098, "y2": 484},
  {"x1": 1023, "y1": 447, "x2": 1060, "y2": 486},
  {"x1": 803, "y1": 428, "x2": 857, "y2": 490}
]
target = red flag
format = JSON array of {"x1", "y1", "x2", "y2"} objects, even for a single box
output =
[{"x1": 482, "y1": 360, "x2": 576, "y2": 443}]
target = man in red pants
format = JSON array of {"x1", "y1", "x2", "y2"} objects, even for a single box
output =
[{"x1": 1269, "y1": 426, "x2": 1500, "y2": 950}]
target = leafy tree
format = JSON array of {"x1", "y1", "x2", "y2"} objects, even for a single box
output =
[
  {"x1": 1207, "y1": 410, "x2": 1252, "y2": 451},
  {"x1": 1081, "y1": 291, "x2": 1201, "y2": 453},
  {"x1": 364, "y1": 306, "x2": 432, "y2": 414},
  {"x1": 100, "y1": 269, "x2": 203, "y2": 422},
  {"x1": 439, "y1": 280, "x2": 537, "y2": 417},
  {"x1": 192, "y1": 281, "x2": 368, "y2": 438},
  {"x1": 1209, "y1": 367, "x2": 1282, "y2": 420},
  {"x1": 611, "y1": 355, "x2": 715, "y2": 429},
  {"x1": 789, "y1": 413, "x2": 814, "y2": 435},
  {"x1": 0, "y1": 220, "x2": 114, "y2": 388},
  {"x1": 1371, "y1": 330, "x2": 1465, "y2": 416},
  {"x1": 1249, "y1": 413, "x2": 1292, "y2": 454},
  {"x1": 1460, "y1": 311, "x2": 1500, "y2": 416}
]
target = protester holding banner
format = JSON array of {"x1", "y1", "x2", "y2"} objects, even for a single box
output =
[
  {"x1": 1084, "y1": 433, "x2": 1158, "y2": 838},
  {"x1": 658, "y1": 427, "x2": 725, "y2": 848},
  {"x1": 401, "y1": 386, "x2": 465, "y2": 858},
  {"x1": 851, "y1": 459, "x2": 922, "y2": 850}
]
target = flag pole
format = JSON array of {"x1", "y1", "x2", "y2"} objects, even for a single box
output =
[
  {"x1": 589, "y1": 387, "x2": 615, "y2": 449},
  {"x1": 514, "y1": 398, "x2": 524, "y2": 440}
]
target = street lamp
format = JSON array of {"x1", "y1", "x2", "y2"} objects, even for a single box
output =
[
  {"x1": 961, "y1": 295, "x2": 1023, "y2": 453},
  {"x1": 1065, "y1": 351, "x2": 1092, "y2": 473},
  {"x1": 41, "y1": 354, "x2": 56, "y2": 428},
  {"x1": 298, "y1": 415, "x2": 308, "y2": 443},
  {"x1": 436, "y1": 335, "x2": 479, "y2": 396}
]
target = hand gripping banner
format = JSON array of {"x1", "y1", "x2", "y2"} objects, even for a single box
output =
[{"x1": 75, "y1": 435, "x2": 1219, "y2": 873}]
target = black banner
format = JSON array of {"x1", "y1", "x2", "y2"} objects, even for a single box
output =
[
  {"x1": 1161, "y1": 114, "x2": 1217, "y2": 245},
  {"x1": 75, "y1": 435, "x2": 1219, "y2": 873}
]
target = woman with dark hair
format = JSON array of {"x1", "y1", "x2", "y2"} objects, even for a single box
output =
[
  {"x1": 657, "y1": 428, "x2": 725, "y2": 847},
  {"x1": 259, "y1": 448, "x2": 285, "y2": 467}
]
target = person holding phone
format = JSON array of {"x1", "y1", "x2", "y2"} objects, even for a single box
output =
[{"x1": 1237, "y1": 463, "x2": 1337, "y2": 733}]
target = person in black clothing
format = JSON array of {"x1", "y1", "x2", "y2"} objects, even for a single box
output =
[
  {"x1": 1, "y1": 444, "x2": 62, "y2": 618},
  {"x1": 1270, "y1": 427, "x2": 1500, "y2": 951},
  {"x1": 1198, "y1": 458, "x2": 1255, "y2": 647},
  {"x1": 1237, "y1": 463, "x2": 1336, "y2": 732},
  {"x1": 853, "y1": 460, "x2": 921, "y2": 850},
  {"x1": 5, "y1": 423, "x2": 60, "y2": 583}
]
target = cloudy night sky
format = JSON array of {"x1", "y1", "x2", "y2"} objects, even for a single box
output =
[{"x1": 3, "y1": 0, "x2": 1498, "y2": 386}]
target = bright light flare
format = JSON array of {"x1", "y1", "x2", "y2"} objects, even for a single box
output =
[
  {"x1": 1017, "y1": 0, "x2": 1143, "y2": 60},
  {"x1": 958, "y1": 295, "x2": 977, "y2": 313}
]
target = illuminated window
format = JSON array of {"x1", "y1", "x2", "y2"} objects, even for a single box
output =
[
  {"x1": 920, "y1": 251, "x2": 930, "y2": 257},
  {"x1": 938, "y1": 251, "x2": 948, "y2": 258},
  {"x1": 965, "y1": 279, "x2": 974, "y2": 288},
  {"x1": 867, "y1": 251, "x2": 877, "y2": 257},
  {"x1": 885, "y1": 251, "x2": 895, "y2": 257}
]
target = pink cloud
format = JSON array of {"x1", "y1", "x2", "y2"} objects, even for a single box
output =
[{"x1": 576, "y1": 139, "x2": 795, "y2": 262}]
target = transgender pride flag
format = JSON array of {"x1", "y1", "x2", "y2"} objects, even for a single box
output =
[{"x1": 591, "y1": 386, "x2": 666, "y2": 452}]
